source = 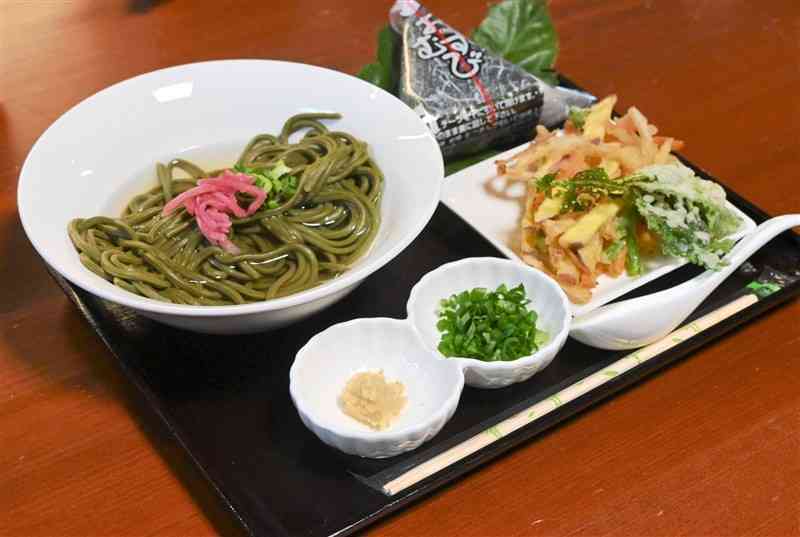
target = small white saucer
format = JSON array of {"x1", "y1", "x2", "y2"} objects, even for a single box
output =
[
  {"x1": 289, "y1": 318, "x2": 463, "y2": 459},
  {"x1": 408, "y1": 257, "x2": 571, "y2": 389}
]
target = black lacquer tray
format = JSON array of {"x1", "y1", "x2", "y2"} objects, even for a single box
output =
[{"x1": 48, "y1": 85, "x2": 800, "y2": 537}]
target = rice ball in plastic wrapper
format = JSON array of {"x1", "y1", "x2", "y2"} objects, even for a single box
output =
[{"x1": 389, "y1": 0, "x2": 594, "y2": 160}]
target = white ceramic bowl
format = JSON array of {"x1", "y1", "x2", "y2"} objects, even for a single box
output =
[
  {"x1": 408, "y1": 257, "x2": 571, "y2": 388},
  {"x1": 289, "y1": 318, "x2": 463, "y2": 458},
  {"x1": 17, "y1": 60, "x2": 443, "y2": 334},
  {"x1": 290, "y1": 257, "x2": 570, "y2": 458}
]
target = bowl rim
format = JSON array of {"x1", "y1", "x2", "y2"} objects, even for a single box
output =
[
  {"x1": 406, "y1": 256, "x2": 572, "y2": 371},
  {"x1": 288, "y1": 317, "x2": 465, "y2": 442},
  {"x1": 17, "y1": 59, "x2": 444, "y2": 317}
]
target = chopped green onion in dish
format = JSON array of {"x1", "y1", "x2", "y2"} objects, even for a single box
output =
[
  {"x1": 436, "y1": 284, "x2": 548, "y2": 362},
  {"x1": 234, "y1": 160, "x2": 299, "y2": 202}
]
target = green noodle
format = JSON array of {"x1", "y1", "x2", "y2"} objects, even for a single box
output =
[{"x1": 68, "y1": 113, "x2": 382, "y2": 305}]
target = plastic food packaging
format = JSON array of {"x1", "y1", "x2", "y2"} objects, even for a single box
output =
[{"x1": 389, "y1": 0, "x2": 593, "y2": 159}]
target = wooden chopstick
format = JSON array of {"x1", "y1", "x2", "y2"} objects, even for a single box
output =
[{"x1": 382, "y1": 293, "x2": 759, "y2": 496}]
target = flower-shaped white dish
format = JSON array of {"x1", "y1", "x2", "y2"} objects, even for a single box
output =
[
  {"x1": 289, "y1": 318, "x2": 463, "y2": 459},
  {"x1": 290, "y1": 257, "x2": 570, "y2": 458},
  {"x1": 407, "y1": 257, "x2": 571, "y2": 388}
]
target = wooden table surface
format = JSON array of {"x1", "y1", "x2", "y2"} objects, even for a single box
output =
[{"x1": 2, "y1": 1, "x2": 798, "y2": 535}]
